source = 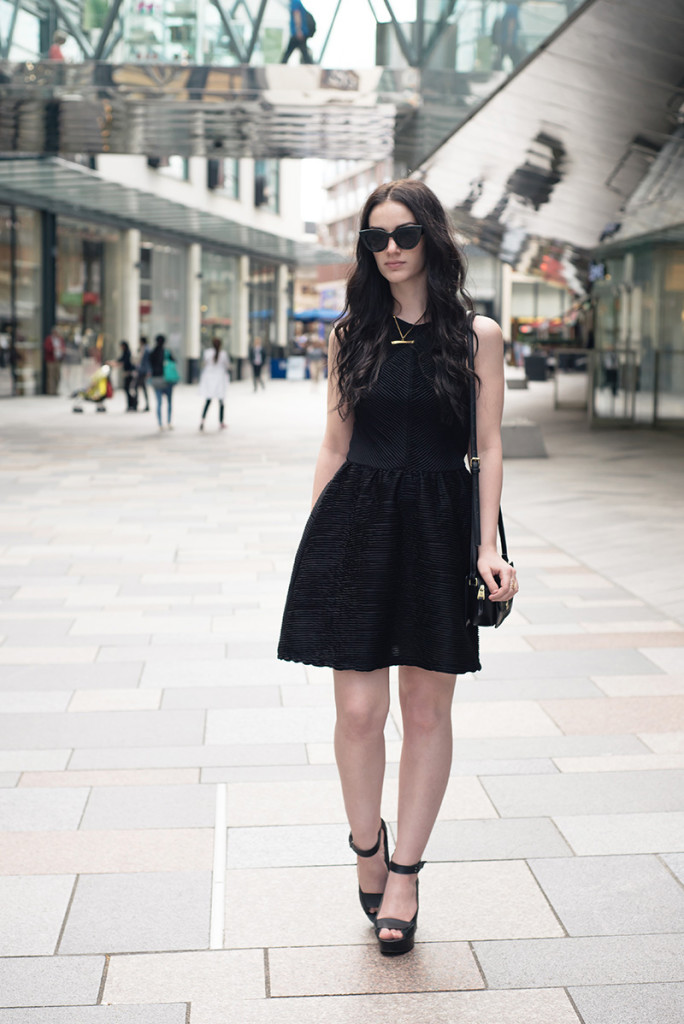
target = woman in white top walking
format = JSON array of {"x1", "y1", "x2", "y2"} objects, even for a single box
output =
[{"x1": 199, "y1": 337, "x2": 230, "y2": 431}]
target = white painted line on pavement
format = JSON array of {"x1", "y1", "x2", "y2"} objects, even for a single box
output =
[{"x1": 209, "y1": 782, "x2": 227, "y2": 949}]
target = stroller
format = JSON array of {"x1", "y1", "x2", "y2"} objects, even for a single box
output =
[{"x1": 71, "y1": 364, "x2": 113, "y2": 413}]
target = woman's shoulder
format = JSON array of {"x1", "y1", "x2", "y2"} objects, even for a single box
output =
[{"x1": 472, "y1": 314, "x2": 502, "y2": 340}]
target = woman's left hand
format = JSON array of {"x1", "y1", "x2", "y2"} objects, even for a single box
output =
[{"x1": 477, "y1": 547, "x2": 518, "y2": 602}]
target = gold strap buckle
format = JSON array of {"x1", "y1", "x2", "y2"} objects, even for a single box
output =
[{"x1": 470, "y1": 456, "x2": 481, "y2": 470}]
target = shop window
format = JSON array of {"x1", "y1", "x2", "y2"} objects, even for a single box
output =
[
  {"x1": 0, "y1": 205, "x2": 41, "y2": 396},
  {"x1": 148, "y1": 156, "x2": 189, "y2": 181},
  {"x1": 207, "y1": 158, "x2": 240, "y2": 199},
  {"x1": 201, "y1": 250, "x2": 238, "y2": 353},
  {"x1": 254, "y1": 159, "x2": 280, "y2": 214}
]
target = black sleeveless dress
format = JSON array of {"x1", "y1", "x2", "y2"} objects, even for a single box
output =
[{"x1": 278, "y1": 320, "x2": 480, "y2": 675}]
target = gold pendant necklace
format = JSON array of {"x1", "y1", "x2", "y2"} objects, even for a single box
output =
[{"x1": 391, "y1": 314, "x2": 423, "y2": 345}]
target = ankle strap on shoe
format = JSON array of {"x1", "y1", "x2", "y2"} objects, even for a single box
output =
[
  {"x1": 389, "y1": 859, "x2": 425, "y2": 875},
  {"x1": 349, "y1": 822, "x2": 383, "y2": 858}
]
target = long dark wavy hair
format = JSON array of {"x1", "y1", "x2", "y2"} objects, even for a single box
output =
[{"x1": 334, "y1": 179, "x2": 476, "y2": 423}]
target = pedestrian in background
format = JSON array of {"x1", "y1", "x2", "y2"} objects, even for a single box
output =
[
  {"x1": 115, "y1": 341, "x2": 138, "y2": 412},
  {"x1": 306, "y1": 331, "x2": 325, "y2": 388},
  {"x1": 199, "y1": 336, "x2": 230, "y2": 431},
  {"x1": 281, "y1": 0, "x2": 315, "y2": 63},
  {"x1": 249, "y1": 336, "x2": 267, "y2": 392},
  {"x1": 279, "y1": 179, "x2": 517, "y2": 957},
  {"x1": 47, "y1": 30, "x2": 67, "y2": 60},
  {"x1": 44, "y1": 326, "x2": 65, "y2": 395},
  {"x1": 149, "y1": 333, "x2": 178, "y2": 431},
  {"x1": 136, "y1": 337, "x2": 151, "y2": 412}
]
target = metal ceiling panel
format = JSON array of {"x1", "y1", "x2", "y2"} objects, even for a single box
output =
[{"x1": 421, "y1": 0, "x2": 684, "y2": 281}]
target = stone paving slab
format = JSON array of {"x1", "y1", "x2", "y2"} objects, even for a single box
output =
[
  {"x1": 0, "y1": 710, "x2": 206, "y2": 749},
  {"x1": 0, "y1": 787, "x2": 89, "y2": 831},
  {"x1": 638, "y1": 731, "x2": 684, "y2": 753},
  {"x1": 190, "y1": 989, "x2": 581, "y2": 1024},
  {"x1": 541, "y1": 695, "x2": 684, "y2": 733},
  {"x1": 452, "y1": 677, "x2": 604, "y2": 701},
  {"x1": 528, "y1": 854, "x2": 684, "y2": 935},
  {"x1": 68, "y1": 689, "x2": 162, "y2": 712},
  {"x1": 552, "y1": 753, "x2": 684, "y2": 773},
  {"x1": 268, "y1": 941, "x2": 484, "y2": 996},
  {"x1": 69, "y1": 743, "x2": 308, "y2": 771},
  {"x1": 0, "y1": 1008, "x2": 188, "y2": 1024},
  {"x1": 481, "y1": 769, "x2": 684, "y2": 817},
  {"x1": 205, "y1": 707, "x2": 382, "y2": 745},
  {"x1": 58, "y1": 871, "x2": 211, "y2": 954},
  {"x1": 662, "y1": 853, "x2": 684, "y2": 883},
  {"x1": 0, "y1": 955, "x2": 104, "y2": 1007},
  {"x1": 0, "y1": 773, "x2": 19, "y2": 787},
  {"x1": 568, "y1": 982, "x2": 684, "y2": 1024},
  {"x1": 425, "y1": 817, "x2": 573, "y2": 860},
  {"x1": 594, "y1": 673, "x2": 684, "y2": 696},
  {"x1": 202, "y1": 764, "x2": 342, "y2": 783},
  {"x1": 141, "y1": 657, "x2": 306, "y2": 688},
  {"x1": 553, "y1": 811, "x2": 684, "y2": 854},
  {"x1": 477, "y1": 649, "x2": 662, "y2": 679},
  {"x1": 0, "y1": 829, "x2": 214, "y2": 875},
  {"x1": 0, "y1": 875, "x2": 75, "y2": 955},
  {"x1": 472, "y1": 933, "x2": 684, "y2": 988},
  {"x1": 161, "y1": 685, "x2": 281, "y2": 708},
  {"x1": 0, "y1": 690, "x2": 71, "y2": 712},
  {"x1": 80, "y1": 783, "x2": 216, "y2": 830},
  {"x1": 0, "y1": 663, "x2": 143, "y2": 690},
  {"x1": 446, "y1": 735, "x2": 650, "y2": 760},
  {"x1": 19, "y1": 768, "x2": 199, "y2": 788},
  {"x1": 104, "y1": 950, "x2": 264, "y2": 1004}
]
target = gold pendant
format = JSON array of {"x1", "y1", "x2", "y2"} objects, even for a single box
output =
[{"x1": 390, "y1": 339, "x2": 414, "y2": 345}]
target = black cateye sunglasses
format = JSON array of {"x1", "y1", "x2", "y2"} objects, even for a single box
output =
[{"x1": 359, "y1": 224, "x2": 424, "y2": 253}]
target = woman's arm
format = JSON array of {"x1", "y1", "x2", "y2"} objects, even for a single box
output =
[
  {"x1": 311, "y1": 329, "x2": 354, "y2": 508},
  {"x1": 472, "y1": 315, "x2": 517, "y2": 601}
]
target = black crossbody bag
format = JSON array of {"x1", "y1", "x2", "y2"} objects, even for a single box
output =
[{"x1": 465, "y1": 320, "x2": 514, "y2": 629}]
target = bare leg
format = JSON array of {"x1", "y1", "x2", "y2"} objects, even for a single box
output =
[
  {"x1": 334, "y1": 668, "x2": 390, "y2": 909},
  {"x1": 377, "y1": 666, "x2": 455, "y2": 940}
]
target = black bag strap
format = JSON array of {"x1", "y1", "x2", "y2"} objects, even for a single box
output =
[{"x1": 467, "y1": 315, "x2": 508, "y2": 577}]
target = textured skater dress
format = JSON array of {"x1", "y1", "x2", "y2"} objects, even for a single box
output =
[{"x1": 278, "y1": 319, "x2": 480, "y2": 675}]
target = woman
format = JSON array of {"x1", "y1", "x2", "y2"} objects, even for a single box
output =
[
  {"x1": 278, "y1": 180, "x2": 517, "y2": 956},
  {"x1": 198, "y1": 337, "x2": 230, "y2": 431},
  {"x1": 149, "y1": 333, "x2": 177, "y2": 431},
  {"x1": 248, "y1": 336, "x2": 266, "y2": 392},
  {"x1": 116, "y1": 341, "x2": 137, "y2": 412}
]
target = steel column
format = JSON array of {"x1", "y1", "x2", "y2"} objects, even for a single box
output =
[
  {"x1": 244, "y1": 0, "x2": 269, "y2": 63},
  {"x1": 92, "y1": 0, "x2": 126, "y2": 61},
  {"x1": 0, "y1": 0, "x2": 23, "y2": 59},
  {"x1": 211, "y1": 0, "x2": 247, "y2": 62}
]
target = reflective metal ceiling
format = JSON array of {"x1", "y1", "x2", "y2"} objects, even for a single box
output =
[
  {"x1": 0, "y1": 156, "x2": 345, "y2": 265},
  {"x1": 0, "y1": 62, "x2": 407, "y2": 160},
  {"x1": 421, "y1": 0, "x2": 684, "y2": 284}
]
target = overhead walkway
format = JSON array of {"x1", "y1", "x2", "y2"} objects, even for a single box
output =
[{"x1": 0, "y1": 1, "x2": 583, "y2": 165}]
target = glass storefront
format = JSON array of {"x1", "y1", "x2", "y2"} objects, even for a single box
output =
[
  {"x1": 592, "y1": 246, "x2": 684, "y2": 426},
  {"x1": 0, "y1": 205, "x2": 41, "y2": 397},
  {"x1": 248, "y1": 258, "x2": 278, "y2": 356},
  {"x1": 139, "y1": 238, "x2": 187, "y2": 361},
  {"x1": 56, "y1": 217, "x2": 120, "y2": 396},
  {"x1": 200, "y1": 249, "x2": 239, "y2": 357}
]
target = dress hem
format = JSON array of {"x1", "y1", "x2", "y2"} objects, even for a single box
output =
[{"x1": 277, "y1": 652, "x2": 481, "y2": 675}]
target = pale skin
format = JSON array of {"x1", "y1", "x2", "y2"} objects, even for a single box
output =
[{"x1": 314, "y1": 199, "x2": 517, "y2": 941}]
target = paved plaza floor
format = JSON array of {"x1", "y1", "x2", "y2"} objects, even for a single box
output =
[{"x1": 0, "y1": 375, "x2": 683, "y2": 1024}]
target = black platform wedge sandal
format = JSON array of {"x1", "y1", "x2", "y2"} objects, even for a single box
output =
[
  {"x1": 374, "y1": 859, "x2": 424, "y2": 956},
  {"x1": 348, "y1": 819, "x2": 390, "y2": 923}
]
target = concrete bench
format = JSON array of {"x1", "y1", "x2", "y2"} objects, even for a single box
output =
[{"x1": 501, "y1": 418, "x2": 548, "y2": 458}]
